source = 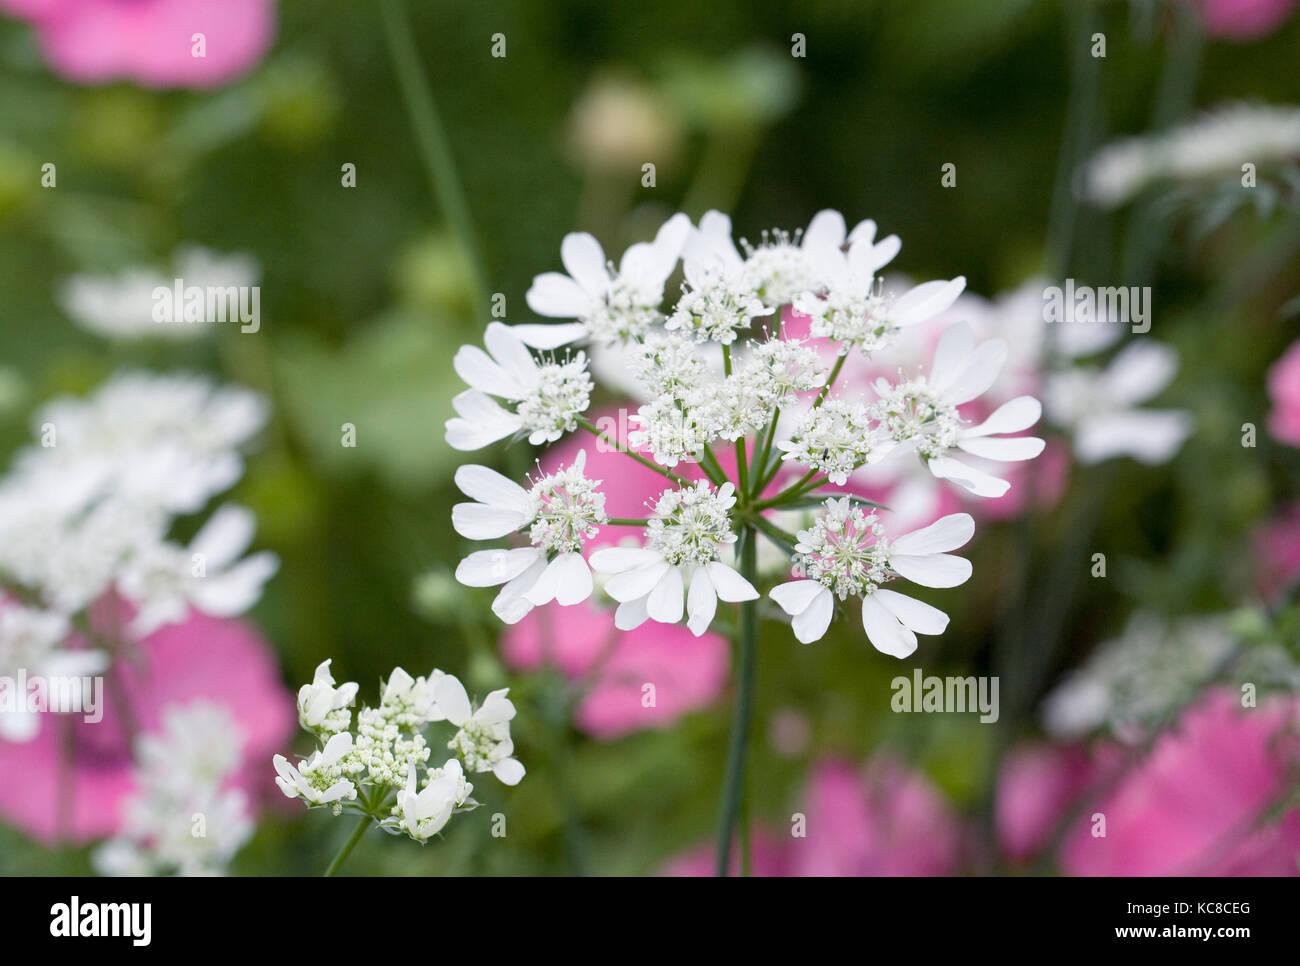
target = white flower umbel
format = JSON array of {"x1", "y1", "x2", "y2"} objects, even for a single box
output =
[
  {"x1": 870, "y1": 322, "x2": 1045, "y2": 498},
  {"x1": 518, "y1": 212, "x2": 691, "y2": 348},
  {"x1": 453, "y1": 450, "x2": 607, "y2": 623},
  {"x1": 1045, "y1": 340, "x2": 1194, "y2": 465},
  {"x1": 436, "y1": 675, "x2": 526, "y2": 785},
  {"x1": 769, "y1": 501, "x2": 974, "y2": 657},
  {"x1": 778, "y1": 399, "x2": 884, "y2": 485},
  {"x1": 589, "y1": 481, "x2": 758, "y2": 636},
  {"x1": 447, "y1": 322, "x2": 594, "y2": 450},
  {"x1": 738, "y1": 209, "x2": 856, "y2": 308},
  {"x1": 273, "y1": 663, "x2": 521, "y2": 868}
]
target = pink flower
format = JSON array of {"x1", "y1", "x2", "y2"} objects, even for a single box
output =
[
  {"x1": 976, "y1": 436, "x2": 1071, "y2": 521},
  {"x1": 1267, "y1": 339, "x2": 1300, "y2": 447},
  {"x1": 1184, "y1": 0, "x2": 1299, "y2": 39},
  {"x1": 502, "y1": 600, "x2": 729, "y2": 740},
  {"x1": 659, "y1": 832, "x2": 789, "y2": 877},
  {"x1": 996, "y1": 744, "x2": 1106, "y2": 863},
  {"x1": 662, "y1": 755, "x2": 963, "y2": 876},
  {"x1": 1060, "y1": 690, "x2": 1300, "y2": 876},
  {"x1": 0, "y1": 610, "x2": 294, "y2": 844},
  {"x1": 1, "y1": 0, "x2": 275, "y2": 89},
  {"x1": 1254, "y1": 502, "x2": 1300, "y2": 599}
]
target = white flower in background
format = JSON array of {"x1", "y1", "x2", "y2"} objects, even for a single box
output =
[
  {"x1": 297, "y1": 659, "x2": 359, "y2": 736},
  {"x1": 1081, "y1": 102, "x2": 1300, "y2": 207},
  {"x1": 453, "y1": 451, "x2": 606, "y2": 622},
  {"x1": 447, "y1": 323, "x2": 593, "y2": 449},
  {"x1": 273, "y1": 731, "x2": 358, "y2": 805},
  {"x1": 770, "y1": 502, "x2": 973, "y2": 657},
  {"x1": 738, "y1": 209, "x2": 860, "y2": 308},
  {"x1": 589, "y1": 481, "x2": 758, "y2": 636},
  {"x1": 0, "y1": 606, "x2": 106, "y2": 741},
  {"x1": 872, "y1": 322, "x2": 1044, "y2": 497},
  {"x1": 435, "y1": 675, "x2": 526, "y2": 785},
  {"x1": 1045, "y1": 340, "x2": 1194, "y2": 464},
  {"x1": 118, "y1": 504, "x2": 278, "y2": 637},
  {"x1": 518, "y1": 213, "x2": 691, "y2": 348},
  {"x1": 94, "y1": 701, "x2": 253, "y2": 877},
  {"x1": 58, "y1": 245, "x2": 258, "y2": 340}
]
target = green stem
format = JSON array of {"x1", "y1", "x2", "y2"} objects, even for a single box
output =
[
  {"x1": 752, "y1": 470, "x2": 828, "y2": 511},
  {"x1": 324, "y1": 815, "x2": 373, "y2": 877},
  {"x1": 814, "y1": 353, "x2": 848, "y2": 409},
  {"x1": 750, "y1": 407, "x2": 780, "y2": 498},
  {"x1": 697, "y1": 447, "x2": 729, "y2": 487},
  {"x1": 578, "y1": 418, "x2": 690, "y2": 486},
  {"x1": 715, "y1": 528, "x2": 759, "y2": 876},
  {"x1": 605, "y1": 517, "x2": 649, "y2": 527},
  {"x1": 380, "y1": 0, "x2": 489, "y2": 312}
]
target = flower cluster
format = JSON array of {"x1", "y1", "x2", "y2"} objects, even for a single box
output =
[
  {"x1": 445, "y1": 210, "x2": 1047, "y2": 656},
  {"x1": 0, "y1": 372, "x2": 278, "y2": 740},
  {"x1": 274, "y1": 662, "x2": 524, "y2": 845},
  {"x1": 93, "y1": 701, "x2": 253, "y2": 877}
]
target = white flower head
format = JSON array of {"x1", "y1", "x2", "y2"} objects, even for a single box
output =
[
  {"x1": 436, "y1": 675, "x2": 526, "y2": 785},
  {"x1": 770, "y1": 502, "x2": 973, "y2": 657},
  {"x1": 447, "y1": 322, "x2": 593, "y2": 450},
  {"x1": 778, "y1": 399, "x2": 884, "y2": 485},
  {"x1": 589, "y1": 481, "x2": 758, "y2": 636},
  {"x1": 391, "y1": 758, "x2": 473, "y2": 844},
  {"x1": 273, "y1": 731, "x2": 358, "y2": 806},
  {"x1": 874, "y1": 322, "x2": 1045, "y2": 497},
  {"x1": 518, "y1": 212, "x2": 691, "y2": 348}
]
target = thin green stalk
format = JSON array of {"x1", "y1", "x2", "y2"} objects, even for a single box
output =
[
  {"x1": 715, "y1": 529, "x2": 759, "y2": 876},
  {"x1": 750, "y1": 407, "x2": 780, "y2": 498},
  {"x1": 380, "y1": 0, "x2": 489, "y2": 312},
  {"x1": 579, "y1": 418, "x2": 690, "y2": 486},
  {"x1": 697, "y1": 447, "x2": 729, "y2": 486},
  {"x1": 324, "y1": 815, "x2": 373, "y2": 877},
  {"x1": 606, "y1": 517, "x2": 649, "y2": 527},
  {"x1": 814, "y1": 353, "x2": 848, "y2": 409}
]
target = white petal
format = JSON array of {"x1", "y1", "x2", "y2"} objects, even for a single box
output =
[
  {"x1": 928, "y1": 322, "x2": 976, "y2": 396},
  {"x1": 957, "y1": 435, "x2": 1045, "y2": 462},
  {"x1": 770, "y1": 579, "x2": 826, "y2": 615},
  {"x1": 873, "y1": 588, "x2": 949, "y2": 635},
  {"x1": 452, "y1": 503, "x2": 529, "y2": 540},
  {"x1": 705, "y1": 561, "x2": 759, "y2": 602},
  {"x1": 1101, "y1": 341, "x2": 1178, "y2": 406},
  {"x1": 891, "y1": 277, "x2": 965, "y2": 327},
  {"x1": 889, "y1": 552, "x2": 972, "y2": 588},
  {"x1": 511, "y1": 321, "x2": 588, "y2": 349},
  {"x1": 492, "y1": 557, "x2": 547, "y2": 623},
  {"x1": 455, "y1": 547, "x2": 541, "y2": 587},
  {"x1": 614, "y1": 596, "x2": 650, "y2": 631},
  {"x1": 493, "y1": 758, "x2": 526, "y2": 786},
  {"x1": 484, "y1": 322, "x2": 539, "y2": 381},
  {"x1": 189, "y1": 504, "x2": 256, "y2": 568},
  {"x1": 189, "y1": 551, "x2": 278, "y2": 615},
  {"x1": 604, "y1": 559, "x2": 671, "y2": 602},
  {"x1": 528, "y1": 551, "x2": 592, "y2": 606},
  {"x1": 525, "y1": 273, "x2": 592, "y2": 318},
  {"x1": 890, "y1": 513, "x2": 975, "y2": 555},
  {"x1": 446, "y1": 391, "x2": 520, "y2": 451},
  {"x1": 560, "y1": 232, "x2": 610, "y2": 295},
  {"x1": 686, "y1": 567, "x2": 718, "y2": 637},
  {"x1": 454, "y1": 464, "x2": 529, "y2": 509},
  {"x1": 802, "y1": 208, "x2": 847, "y2": 252},
  {"x1": 1074, "y1": 410, "x2": 1193, "y2": 465},
  {"x1": 861, "y1": 594, "x2": 918, "y2": 658},
  {"x1": 454, "y1": 344, "x2": 525, "y2": 399},
  {"x1": 434, "y1": 675, "x2": 472, "y2": 726},
  {"x1": 789, "y1": 585, "x2": 834, "y2": 644},
  {"x1": 940, "y1": 338, "x2": 1007, "y2": 406},
  {"x1": 928, "y1": 455, "x2": 1011, "y2": 498},
  {"x1": 962, "y1": 396, "x2": 1042, "y2": 438},
  {"x1": 588, "y1": 546, "x2": 662, "y2": 574},
  {"x1": 646, "y1": 566, "x2": 685, "y2": 624}
]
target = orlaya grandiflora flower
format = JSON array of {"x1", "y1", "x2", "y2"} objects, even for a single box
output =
[
  {"x1": 446, "y1": 322, "x2": 593, "y2": 450},
  {"x1": 517, "y1": 212, "x2": 692, "y2": 349},
  {"x1": 452, "y1": 449, "x2": 607, "y2": 623},
  {"x1": 297, "y1": 658, "x2": 359, "y2": 735},
  {"x1": 272, "y1": 731, "x2": 357, "y2": 805},
  {"x1": 390, "y1": 759, "x2": 474, "y2": 844},
  {"x1": 769, "y1": 501, "x2": 974, "y2": 657},
  {"x1": 588, "y1": 481, "x2": 758, "y2": 636},
  {"x1": 870, "y1": 322, "x2": 1045, "y2": 498},
  {"x1": 435, "y1": 675, "x2": 526, "y2": 785}
]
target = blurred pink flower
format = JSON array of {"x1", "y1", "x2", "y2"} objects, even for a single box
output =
[
  {"x1": 977, "y1": 436, "x2": 1071, "y2": 521},
  {"x1": 0, "y1": 611, "x2": 294, "y2": 844},
  {"x1": 1254, "y1": 502, "x2": 1300, "y2": 599},
  {"x1": 1001, "y1": 690, "x2": 1300, "y2": 875},
  {"x1": 1, "y1": 0, "x2": 275, "y2": 89},
  {"x1": 662, "y1": 755, "x2": 963, "y2": 876},
  {"x1": 1060, "y1": 690, "x2": 1300, "y2": 876},
  {"x1": 1267, "y1": 339, "x2": 1300, "y2": 446},
  {"x1": 1185, "y1": 0, "x2": 1299, "y2": 38},
  {"x1": 502, "y1": 600, "x2": 729, "y2": 740},
  {"x1": 659, "y1": 832, "x2": 789, "y2": 877}
]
